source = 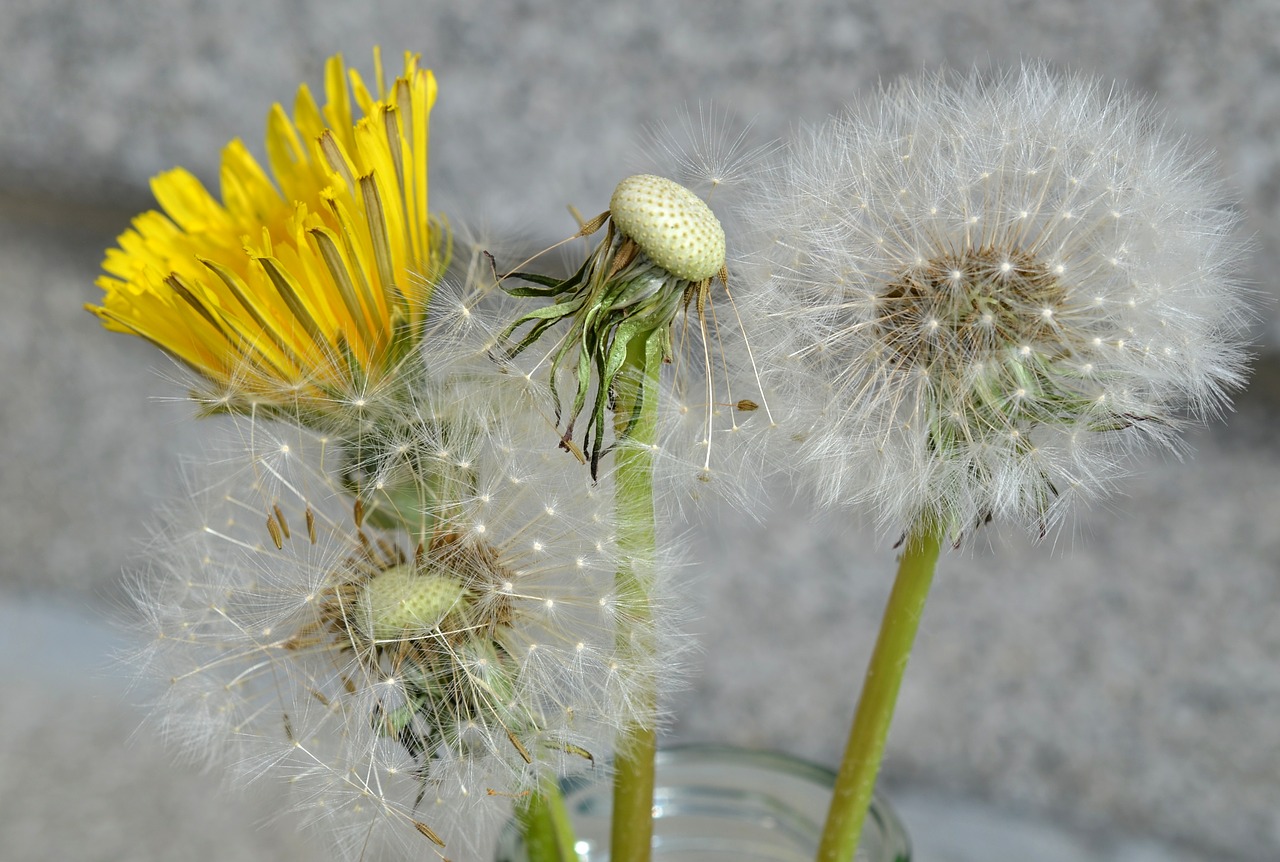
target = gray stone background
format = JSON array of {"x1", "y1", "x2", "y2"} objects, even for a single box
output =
[{"x1": 1, "y1": 1, "x2": 1278, "y2": 860}]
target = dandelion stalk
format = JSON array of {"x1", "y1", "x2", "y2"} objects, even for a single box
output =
[
  {"x1": 816, "y1": 521, "x2": 941, "y2": 862},
  {"x1": 517, "y1": 774, "x2": 580, "y2": 862},
  {"x1": 735, "y1": 63, "x2": 1252, "y2": 862},
  {"x1": 500, "y1": 174, "x2": 725, "y2": 861},
  {"x1": 610, "y1": 335, "x2": 663, "y2": 862}
]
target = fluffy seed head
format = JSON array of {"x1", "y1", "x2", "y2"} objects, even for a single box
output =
[
  {"x1": 740, "y1": 64, "x2": 1252, "y2": 539},
  {"x1": 610, "y1": 174, "x2": 726, "y2": 281},
  {"x1": 123, "y1": 371, "x2": 680, "y2": 859}
]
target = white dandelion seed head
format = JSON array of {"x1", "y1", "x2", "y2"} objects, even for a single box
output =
[
  {"x1": 737, "y1": 63, "x2": 1253, "y2": 541},
  {"x1": 124, "y1": 372, "x2": 683, "y2": 858}
]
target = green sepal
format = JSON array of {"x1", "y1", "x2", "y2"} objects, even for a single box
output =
[
  {"x1": 497, "y1": 234, "x2": 688, "y2": 477},
  {"x1": 502, "y1": 264, "x2": 588, "y2": 295}
]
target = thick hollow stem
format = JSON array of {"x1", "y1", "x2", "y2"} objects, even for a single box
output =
[
  {"x1": 517, "y1": 773, "x2": 579, "y2": 862},
  {"x1": 609, "y1": 336, "x2": 662, "y2": 862},
  {"x1": 815, "y1": 521, "x2": 943, "y2": 862}
]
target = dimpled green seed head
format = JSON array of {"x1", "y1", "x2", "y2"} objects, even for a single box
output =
[
  {"x1": 358, "y1": 564, "x2": 468, "y2": 640},
  {"x1": 609, "y1": 174, "x2": 726, "y2": 282}
]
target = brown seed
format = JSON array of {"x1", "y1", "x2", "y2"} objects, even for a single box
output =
[
  {"x1": 413, "y1": 821, "x2": 445, "y2": 846},
  {"x1": 506, "y1": 728, "x2": 533, "y2": 764},
  {"x1": 266, "y1": 514, "x2": 283, "y2": 550},
  {"x1": 575, "y1": 209, "x2": 610, "y2": 237},
  {"x1": 273, "y1": 503, "x2": 291, "y2": 539},
  {"x1": 562, "y1": 742, "x2": 595, "y2": 765}
]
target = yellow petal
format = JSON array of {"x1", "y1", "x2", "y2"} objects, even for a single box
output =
[{"x1": 89, "y1": 49, "x2": 449, "y2": 417}]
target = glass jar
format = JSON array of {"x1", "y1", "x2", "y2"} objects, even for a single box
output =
[{"x1": 495, "y1": 745, "x2": 910, "y2": 861}]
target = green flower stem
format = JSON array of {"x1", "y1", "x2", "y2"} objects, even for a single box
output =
[
  {"x1": 609, "y1": 334, "x2": 663, "y2": 862},
  {"x1": 517, "y1": 773, "x2": 579, "y2": 862},
  {"x1": 815, "y1": 521, "x2": 943, "y2": 862}
]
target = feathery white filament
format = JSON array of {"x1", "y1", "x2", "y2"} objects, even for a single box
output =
[
  {"x1": 738, "y1": 64, "x2": 1251, "y2": 539},
  {"x1": 123, "y1": 303, "x2": 688, "y2": 860}
]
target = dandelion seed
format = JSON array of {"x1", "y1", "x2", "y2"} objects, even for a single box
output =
[{"x1": 634, "y1": 103, "x2": 776, "y2": 201}]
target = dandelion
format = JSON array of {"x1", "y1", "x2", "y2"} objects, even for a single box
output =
[
  {"x1": 89, "y1": 49, "x2": 449, "y2": 423},
  {"x1": 492, "y1": 169, "x2": 742, "y2": 859},
  {"x1": 742, "y1": 64, "x2": 1252, "y2": 541},
  {"x1": 499, "y1": 173, "x2": 729, "y2": 476},
  {"x1": 125, "y1": 394, "x2": 674, "y2": 861},
  {"x1": 733, "y1": 64, "x2": 1254, "y2": 862},
  {"x1": 620, "y1": 110, "x2": 786, "y2": 515},
  {"x1": 499, "y1": 105, "x2": 780, "y2": 509}
]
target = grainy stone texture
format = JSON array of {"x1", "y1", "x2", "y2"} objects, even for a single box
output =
[
  {"x1": 0, "y1": 602, "x2": 315, "y2": 862},
  {"x1": 2, "y1": 1, "x2": 1278, "y2": 860},
  {"x1": 3, "y1": 0, "x2": 1278, "y2": 334},
  {"x1": 0, "y1": 200, "x2": 224, "y2": 602}
]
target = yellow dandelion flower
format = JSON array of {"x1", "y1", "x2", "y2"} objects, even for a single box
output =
[{"x1": 89, "y1": 49, "x2": 449, "y2": 416}]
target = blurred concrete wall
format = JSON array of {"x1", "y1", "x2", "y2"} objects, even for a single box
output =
[
  {"x1": 2, "y1": 2, "x2": 1278, "y2": 861},
  {"x1": 6, "y1": 0, "x2": 1280, "y2": 312}
]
